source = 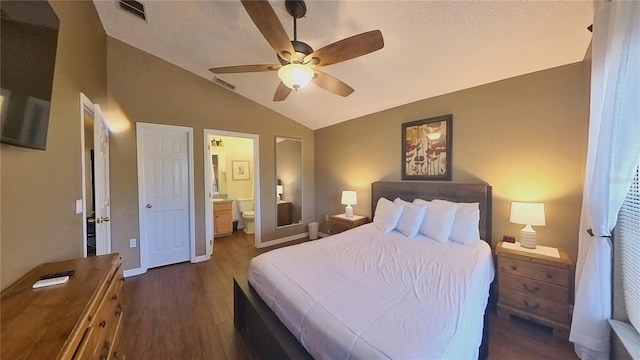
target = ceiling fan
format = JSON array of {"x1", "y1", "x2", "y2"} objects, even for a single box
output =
[{"x1": 209, "y1": 0, "x2": 384, "y2": 101}]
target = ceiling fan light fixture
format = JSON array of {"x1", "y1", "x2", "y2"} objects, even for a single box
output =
[{"x1": 278, "y1": 63, "x2": 314, "y2": 90}]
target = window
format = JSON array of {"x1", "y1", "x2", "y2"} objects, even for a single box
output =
[{"x1": 617, "y1": 166, "x2": 640, "y2": 329}]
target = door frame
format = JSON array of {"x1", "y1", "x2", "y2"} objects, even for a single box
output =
[
  {"x1": 137, "y1": 122, "x2": 196, "y2": 273},
  {"x1": 204, "y1": 129, "x2": 261, "y2": 253},
  {"x1": 79, "y1": 93, "x2": 111, "y2": 256}
]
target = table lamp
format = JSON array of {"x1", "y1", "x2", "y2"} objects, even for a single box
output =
[
  {"x1": 277, "y1": 185, "x2": 284, "y2": 201},
  {"x1": 341, "y1": 191, "x2": 357, "y2": 218},
  {"x1": 510, "y1": 202, "x2": 546, "y2": 249}
]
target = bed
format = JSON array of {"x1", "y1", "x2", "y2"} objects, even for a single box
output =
[{"x1": 234, "y1": 182, "x2": 493, "y2": 359}]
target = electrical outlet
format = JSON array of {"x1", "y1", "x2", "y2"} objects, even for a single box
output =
[{"x1": 129, "y1": 239, "x2": 136, "y2": 248}]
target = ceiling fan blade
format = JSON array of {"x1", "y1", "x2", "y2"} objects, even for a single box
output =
[
  {"x1": 209, "y1": 64, "x2": 280, "y2": 74},
  {"x1": 311, "y1": 70, "x2": 354, "y2": 97},
  {"x1": 304, "y1": 30, "x2": 384, "y2": 67},
  {"x1": 241, "y1": 0, "x2": 296, "y2": 62},
  {"x1": 273, "y1": 81, "x2": 292, "y2": 101}
]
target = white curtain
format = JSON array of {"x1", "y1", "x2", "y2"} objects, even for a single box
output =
[{"x1": 569, "y1": 1, "x2": 640, "y2": 359}]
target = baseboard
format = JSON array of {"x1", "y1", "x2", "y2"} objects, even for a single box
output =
[
  {"x1": 192, "y1": 254, "x2": 210, "y2": 263},
  {"x1": 257, "y1": 232, "x2": 309, "y2": 248},
  {"x1": 318, "y1": 232, "x2": 330, "y2": 238},
  {"x1": 123, "y1": 267, "x2": 146, "y2": 278}
]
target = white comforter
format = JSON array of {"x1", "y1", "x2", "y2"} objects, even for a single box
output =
[{"x1": 248, "y1": 223, "x2": 494, "y2": 360}]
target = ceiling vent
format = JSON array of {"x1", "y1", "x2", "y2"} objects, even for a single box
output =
[
  {"x1": 212, "y1": 77, "x2": 236, "y2": 91},
  {"x1": 118, "y1": 0, "x2": 146, "y2": 21}
]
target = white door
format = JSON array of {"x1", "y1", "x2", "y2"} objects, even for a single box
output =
[
  {"x1": 93, "y1": 105, "x2": 112, "y2": 255},
  {"x1": 138, "y1": 124, "x2": 192, "y2": 268}
]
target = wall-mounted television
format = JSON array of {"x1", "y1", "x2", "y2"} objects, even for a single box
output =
[{"x1": 0, "y1": 0, "x2": 59, "y2": 150}]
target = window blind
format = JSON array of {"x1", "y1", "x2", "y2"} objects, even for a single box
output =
[{"x1": 618, "y1": 166, "x2": 640, "y2": 330}]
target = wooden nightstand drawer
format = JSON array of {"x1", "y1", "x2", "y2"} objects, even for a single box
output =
[
  {"x1": 328, "y1": 214, "x2": 369, "y2": 235},
  {"x1": 498, "y1": 272, "x2": 569, "y2": 304},
  {"x1": 498, "y1": 257, "x2": 570, "y2": 287},
  {"x1": 498, "y1": 288, "x2": 570, "y2": 323}
]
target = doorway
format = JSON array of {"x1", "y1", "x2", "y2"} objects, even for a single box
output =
[
  {"x1": 204, "y1": 129, "x2": 260, "y2": 255},
  {"x1": 137, "y1": 123, "x2": 195, "y2": 270},
  {"x1": 80, "y1": 94, "x2": 112, "y2": 257}
]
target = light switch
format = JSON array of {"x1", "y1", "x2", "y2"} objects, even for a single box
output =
[{"x1": 75, "y1": 199, "x2": 83, "y2": 214}]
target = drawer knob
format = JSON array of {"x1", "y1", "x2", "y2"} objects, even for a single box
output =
[
  {"x1": 522, "y1": 283, "x2": 540, "y2": 293},
  {"x1": 120, "y1": 276, "x2": 125, "y2": 282},
  {"x1": 100, "y1": 356, "x2": 107, "y2": 360},
  {"x1": 104, "y1": 341, "x2": 111, "y2": 350},
  {"x1": 115, "y1": 310, "x2": 122, "y2": 317},
  {"x1": 99, "y1": 320, "x2": 106, "y2": 328},
  {"x1": 523, "y1": 300, "x2": 540, "y2": 310},
  {"x1": 112, "y1": 294, "x2": 118, "y2": 301},
  {"x1": 510, "y1": 265, "x2": 518, "y2": 271}
]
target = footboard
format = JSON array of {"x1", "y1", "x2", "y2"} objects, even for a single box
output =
[{"x1": 233, "y1": 277, "x2": 313, "y2": 360}]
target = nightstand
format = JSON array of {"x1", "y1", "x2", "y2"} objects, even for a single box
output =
[
  {"x1": 328, "y1": 214, "x2": 369, "y2": 234},
  {"x1": 496, "y1": 240, "x2": 573, "y2": 338}
]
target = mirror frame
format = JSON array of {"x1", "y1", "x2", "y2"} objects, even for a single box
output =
[{"x1": 275, "y1": 136, "x2": 303, "y2": 229}]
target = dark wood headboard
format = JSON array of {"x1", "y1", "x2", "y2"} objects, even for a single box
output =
[{"x1": 371, "y1": 182, "x2": 492, "y2": 243}]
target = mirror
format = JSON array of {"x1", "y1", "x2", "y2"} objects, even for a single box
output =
[{"x1": 276, "y1": 137, "x2": 302, "y2": 228}]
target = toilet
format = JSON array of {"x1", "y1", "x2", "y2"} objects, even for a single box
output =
[{"x1": 236, "y1": 198, "x2": 255, "y2": 234}]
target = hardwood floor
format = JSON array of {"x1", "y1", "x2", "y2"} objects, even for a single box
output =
[{"x1": 121, "y1": 232, "x2": 578, "y2": 359}]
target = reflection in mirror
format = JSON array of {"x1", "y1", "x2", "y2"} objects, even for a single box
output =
[{"x1": 276, "y1": 137, "x2": 302, "y2": 228}]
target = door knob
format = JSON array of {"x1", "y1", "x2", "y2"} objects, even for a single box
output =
[
  {"x1": 102, "y1": 217, "x2": 110, "y2": 222},
  {"x1": 146, "y1": 203, "x2": 152, "y2": 208}
]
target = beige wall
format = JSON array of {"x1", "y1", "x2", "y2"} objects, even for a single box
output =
[
  {"x1": 105, "y1": 37, "x2": 315, "y2": 269},
  {"x1": 314, "y1": 62, "x2": 589, "y2": 262},
  {"x1": 1, "y1": 0, "x2": 107, "y2": 290}
]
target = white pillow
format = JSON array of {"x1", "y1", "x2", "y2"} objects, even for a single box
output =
[
  {"x1": 393, "y1": 198, "x2": 426, "y2": 237},
  {"x1": 416, "y1": 200, "x2": 457, "y2": 243},
  {"x1": 373, "y1": 198, "x2": 404, "y2": 233},
  {"x1": 432, "y1": 199, "x2": 480, "y2": 246}
]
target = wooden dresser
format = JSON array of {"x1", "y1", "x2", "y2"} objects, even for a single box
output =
[
  {"x1": 1, "y1": 254, "x2": 125, "y2": 359},
  {"x1": 328, "y1": 214, "x2": 369, "y2": 234},
  {"x1": 496, "y1": 241, "x2": 573, "y2": 338},
  {"x1": 277, "y1": 201, "x2": 293, "y2": 226},
  {"x1": 213, "y1": 200, "x2": 233, "y2": 237}
]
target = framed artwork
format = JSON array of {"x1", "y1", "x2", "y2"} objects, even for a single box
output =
[
  {"x1": 402, "y1": 114, "x2": 452, "y2": 180},
  {"x1": 232, "y1": 160, "x2": 250, "y2": 180}
]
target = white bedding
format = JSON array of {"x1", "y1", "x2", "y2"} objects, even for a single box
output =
[{"x1": 248, "y1": 223, "x2": 495, "y2": 359}]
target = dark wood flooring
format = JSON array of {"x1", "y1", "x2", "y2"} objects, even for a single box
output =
[{"x1": 121, "y1": 232, "x2": 578, "y2": 360}]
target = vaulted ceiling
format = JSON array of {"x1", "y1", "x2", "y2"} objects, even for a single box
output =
[{"x1": 94, "y1": 0, "x2": 593, "y2": 130}]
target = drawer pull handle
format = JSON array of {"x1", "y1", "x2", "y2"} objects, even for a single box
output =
[
  {"x1": 523, "y1": 300, "x2": 540, "y2": 310},
  {"x1": 115, "y1": 310, "x2": 122, "y2": 317},
  {"x1": 104, "y1": 341, "x2": 111, "y2": 350},
  {"x1": 114, "y1": 352, "x2": 120, "y2": 360},
  {"x1": 112, "y1": 294, "x2": 118, "y2": 301},
  {"x1": 99, "y1": 320, "x2": 106, "y2": 328},
  {"x1": 100, "y1": 356, "x2": 107, "y2": 360},
  {"x1": 510, "y1": 265, "x2": 518, "y2": 271},
  {"x1": 546, "y1": 273, "x2": 554, "y2": 279},
  {"x1": 522, "y1": 283, "x2": 540, "y2": 293},
  {"x1": 120, "y1": 276, "x2": 125, "y2": 282}
]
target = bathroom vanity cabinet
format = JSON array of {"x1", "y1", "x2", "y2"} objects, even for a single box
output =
[{"x1": 213, "y1": 200, "x2": 233, "y2": 238}]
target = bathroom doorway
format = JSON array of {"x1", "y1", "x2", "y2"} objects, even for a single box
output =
[{"x1": 203, "y1": 130, "x2": 260, "y2": 255}]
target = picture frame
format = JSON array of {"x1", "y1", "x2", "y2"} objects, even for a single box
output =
[
  {"x1": 402, "y1": 114, "x2": 452, "y2": 180},
  {"x1": 232, "y1": 160, "x2": 250, "y2": 180}
]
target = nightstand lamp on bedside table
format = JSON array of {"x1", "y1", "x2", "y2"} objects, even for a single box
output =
[
  {"x1": 510, "y1": 202, "x2": 546, "y2": 249},
  {"x1": 341, "y1": 190, "x2": 357, "y2": 218}
]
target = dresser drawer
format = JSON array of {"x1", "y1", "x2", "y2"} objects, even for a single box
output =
[
  {"x1": 498, "y1": 257, "x2": 569, "y2": 287},
  {"x1": 91, "y1": 263, "x2": 124, "y2": 359},
  {"x1": 499, "y1": 288, "x2": 570, "y2": 323},
  {"x1": 498, "y1": 272, "x2": 569, "y2": 304}
]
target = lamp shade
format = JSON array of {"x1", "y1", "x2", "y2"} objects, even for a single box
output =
[
  {"x1": 341, "y1": 191, "x2": 357, "y2": 205},
  {"x1": 276, "y1": 185, "x2": 284, "y2": 195},
  {"x1": 510, "y1": 202, "x2": 546, "y2": 226},
  {"x1": 277, "y1": 63, "x2": 314, "y2": 90}
]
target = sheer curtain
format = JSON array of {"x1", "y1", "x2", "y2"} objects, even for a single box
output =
[{"x1": 569, "y1": 1, "x2": 640, "y2": 359}]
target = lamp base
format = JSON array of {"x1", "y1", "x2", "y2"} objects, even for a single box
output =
[
  {"x1": 519, "y1": 227, "x2": 537, "y2": 249},
  {"x1": 345, "y1": 205, "x2": 353, "y2": 218}
]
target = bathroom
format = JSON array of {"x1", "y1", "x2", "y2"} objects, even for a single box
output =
[{"x1": 209, "y1": 133, "x2": 256, "y2": 244}]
